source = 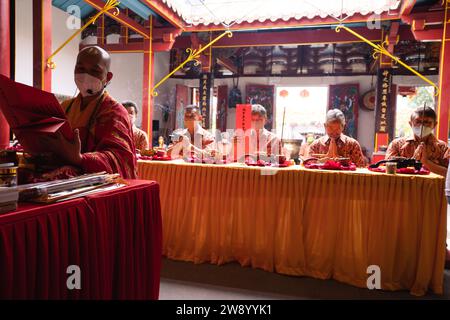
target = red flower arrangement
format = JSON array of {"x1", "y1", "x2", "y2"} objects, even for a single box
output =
[{"x1": 304, "y1": 160, "x2": 356, "y2": 171}]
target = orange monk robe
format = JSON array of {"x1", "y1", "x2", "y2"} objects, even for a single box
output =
[{"x1": 62, "y1": 92, "x2": 137, "y2": 179}]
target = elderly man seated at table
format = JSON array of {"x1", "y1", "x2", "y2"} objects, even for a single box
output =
[
  {"x1": 167, "y1": 105, "x2": 216, "y2": 159},
  {"x1": 386, "y1": 106, "x2": 448, "y2": 176},
  {"x1": 308, "y1": 109, "x2": 365, "y2": 167},
  {"x1": 234, "y1": 104, "x2": 285, "y2": 160}
]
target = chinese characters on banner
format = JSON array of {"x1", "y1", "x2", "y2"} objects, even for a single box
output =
[
  {"x1": 375, "y1": 68, "x2": 395, "y2": 144},
  {"x1": 235, "y1": 104, "x2": 252, "y2": 131},
  {"x1": 199, "y1": 73, "x2": 213, "y2": 128},
  {"x1": 235, "y1": 104, "x2": 252, "y2": 158}
]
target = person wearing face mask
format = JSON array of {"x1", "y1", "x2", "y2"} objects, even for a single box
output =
[
  {"x1": 122, "y1": 101, "x2": 149, "y2": 152},
  {"x1": 308, "y1": 109, "x2": 366, "y2": 167},
  {"x1": 235, "y1": 104, "x2": 285, "y2": 159},
  {"x1": 167, "y1": 105, "x2": 216, "y2": 159},
  {"x1": 44, "y1": 46, "x2": 137, "y2": 179},
  {"x1": 386, "y1": 106, "x2": 448, "y2": 176}
]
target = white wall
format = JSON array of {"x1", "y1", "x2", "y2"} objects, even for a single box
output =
[
  {"x1": 15, "y1": 0, "x2": 33, "y2": 86},
  {"x1": 51, "y1": 6, "x2": 80, "y2": 96},
  {"x1": 15, "y1": 1, "x2": 80, "y2": 96},
  {"x1": 107, "y1": 51, "x2": 179, "y2": 131},
  {"x1": 107, "y1": 53, "x2": 143, "y2": 125}
]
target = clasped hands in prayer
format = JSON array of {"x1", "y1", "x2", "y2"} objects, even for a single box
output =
[
  {"x1": 413, "y1": 142, "x2": 429, "y2": 165},
  {"x1": 313, "y1": 138, "x2": 339, "y2": 161}
]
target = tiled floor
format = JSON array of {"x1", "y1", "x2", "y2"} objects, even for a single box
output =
[
  {"x1": 159, "y1": 207, "x2": 450, "y2": 300},
  {"x1": 160, "y1": 259, "x2": 450, "y2": 300}
]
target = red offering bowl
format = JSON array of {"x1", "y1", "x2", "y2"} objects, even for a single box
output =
[
  {"x1": 245, "y1": 159, "x2": 291, "y2": 168},
  {"x1": 156, "y1": 150, "x2": 166, "y2": 157},
  {"x1": 304, "y1": 160, "x2": 356, "y2": 171},
  {"x1": 152, "y1": 155, "x2": 172, "y2": 161}
]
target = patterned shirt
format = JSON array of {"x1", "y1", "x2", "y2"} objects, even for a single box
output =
[
  {"x1": 133, "y1": 127, "x2": 149, "y2": 151},
  {"x1": 386, "y1": 134, "x2": 449, "y2": 167},
  {"x1": 308, "y1": 134, "x2": 366, "y2": 167}
]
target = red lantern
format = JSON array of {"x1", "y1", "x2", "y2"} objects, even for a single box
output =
[
  {"x1": 299, "y1": 89, "x2": 309, "y2": 98},
  {"x1": 279, "y1": 89, "x2": 289, "y2": 98}
]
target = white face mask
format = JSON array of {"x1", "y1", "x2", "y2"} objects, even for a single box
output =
[
  {"x1": 412, "y1": 125, "x2": 433, "y2": 138},
  {"x1": 75, "y1": 73, "x2": 105, "y2": 97}
]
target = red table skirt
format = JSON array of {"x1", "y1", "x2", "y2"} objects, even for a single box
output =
[{"x1": 0, "y1": 180, "x2": 162, "y2": 300}]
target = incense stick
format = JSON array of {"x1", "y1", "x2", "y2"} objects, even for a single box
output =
[
  {"x1": 280, "y1": 105, "x2": 286, "y2": 154},
  {"x1": 420, "y1": 102, "x2": 426, "y2": 139}
]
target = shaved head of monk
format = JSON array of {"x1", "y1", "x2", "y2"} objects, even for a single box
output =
[{"x1": 75, "y1": 46, "x2": 113, "y2": 83}]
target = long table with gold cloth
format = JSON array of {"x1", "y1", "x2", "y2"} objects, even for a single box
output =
[{"x1": 138, "y1": 159, "x2": 447, "y2": 296}]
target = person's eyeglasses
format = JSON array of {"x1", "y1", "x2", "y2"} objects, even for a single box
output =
[{"x1": 413, "y1": 120, "x2": 434, "y2": 127}]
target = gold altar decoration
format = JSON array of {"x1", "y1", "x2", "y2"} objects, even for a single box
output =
[
  {"x1": 336, "y1": 25, "x2": 440, "y2": 96},
  {"x1": 151, "y1": 30, "x2": 233, "y2": 97}
]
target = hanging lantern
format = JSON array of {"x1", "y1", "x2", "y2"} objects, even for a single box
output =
[
  {"x1": 299, "y1": 89, "x2": 309, "y2": 98},
  {"x1": 279, "y1": 89, "x2": 289, "y2": 98}
]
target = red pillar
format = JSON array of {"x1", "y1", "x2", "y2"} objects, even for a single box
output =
[
  {"x1": 437, "y1": 2, "x2": 450, "y2": 141},
  {"x1": 33, "y1": 0, "x2": 52, "y2": 91},
  {"x1": 96, "y1": 14, "x2": 105, "y2": 45},
  {"x1": 142, "y1": 19, "x2": 154, "y2": 144},
  {"x1": 0, "y1": 0, "x2": 10, "y2": 149}
]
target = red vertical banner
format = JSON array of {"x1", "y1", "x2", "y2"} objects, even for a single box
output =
[
  {"x1": 235, "y1": 104, "x2": 252, "y2": 160},
  {"x1": 235, "y1": 104, "x2": 252, "y2": 132},
  {"x1": 0, "y1": 0, "x2": 10, "y2": 149},
  {"x1": 32, "y1": 0, "x2": 52, "y2": 92}
]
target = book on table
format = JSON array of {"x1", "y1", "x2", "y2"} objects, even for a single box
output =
[{"x1": 0, "y1": 74, "x2": 74, "y2": 154}]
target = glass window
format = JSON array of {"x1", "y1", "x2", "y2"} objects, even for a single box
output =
[{"x1": 395, "y1": 86, "x2": 435, "y2": 138}]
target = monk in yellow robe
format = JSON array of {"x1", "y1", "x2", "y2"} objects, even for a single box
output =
[{"x1": 44, "y1": 46, "x2": 137, "y2": 179}]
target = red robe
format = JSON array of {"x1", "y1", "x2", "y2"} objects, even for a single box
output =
[{"x1": 62, "y1": 92, "x2": 137, "y2": 179}]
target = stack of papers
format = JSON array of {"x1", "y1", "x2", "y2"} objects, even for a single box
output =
[{"x1": 17, "y1": 172, "x2": 125, "y2": 203}]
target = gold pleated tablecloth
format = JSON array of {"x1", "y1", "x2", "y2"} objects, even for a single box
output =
[{"x1": 138, "y1": 159, "x2": 447, "y2": 296}]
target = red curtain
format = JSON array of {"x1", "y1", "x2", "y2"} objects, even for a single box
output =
[{"x1": 0, "y1": 180, "x2": 162, "y2": 300}]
